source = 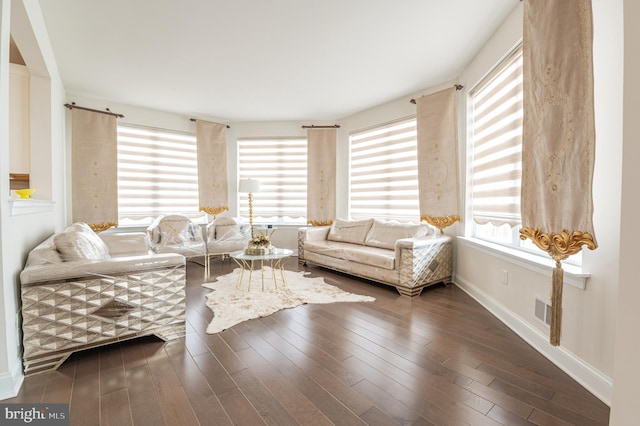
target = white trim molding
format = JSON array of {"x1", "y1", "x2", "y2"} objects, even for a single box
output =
[
  {"x1": 458, "y1": 236, "x2": 590, "y2": 290},
  {"x1": 0, "y1": 359, "x2": 24, "y2": 401},
  {"x1": 9, "y1": 199, "x2": 56, "y2": 216},
  {"x1": 453, "y1": 272, "x2": 612, "y2": 406}
]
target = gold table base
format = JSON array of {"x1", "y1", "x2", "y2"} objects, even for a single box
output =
[{"x1": 229, "y1": 248, "x2": 293, "y2": 291}]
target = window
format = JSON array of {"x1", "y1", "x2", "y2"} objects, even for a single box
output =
[
  {"x1": 469, "y1": 45, "x2": 581, "y2": 265},
  {"x1": 470, "y1": 45, "x2": 523, "y2": 238},
  {"x1": 470, "y1": 45, "x2": 524, "y2": 247},
  {"x1": 237, "y1": 138, "x2": 307, "y2": 224},
  {"x1": 349, "y1": 118, "x2": 419, "y2": 221},
  {"x1": 117, "y1": 124, "x2": 200, "y2": 223}
]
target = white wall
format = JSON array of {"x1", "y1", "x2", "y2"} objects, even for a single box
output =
[
  {"x1": 609, "y1": 0, "x2": 640, "y2": 423},
  {"x1": 0, "y1": 0, "x2": 67, "y2": 399},
  {"x1": 0, "y1": 0, "x2": 14, "y2": 398}
]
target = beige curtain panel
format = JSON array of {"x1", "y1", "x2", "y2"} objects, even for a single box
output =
[
  {"x1": 196, "y1": 120, "x2": 229, "y2": 216},
  {"x1": 306, "y1": 128, "x2": 336, "y2": 226},
  {"x1": 416, "y1": 87, "x2": 461, "y2": 232},
  {"x1": 71, "y1": 108, "x2": 118, "y2": 232},
  {"x1": 521, "y1": 0, "x2": 597, "y2": 346}
]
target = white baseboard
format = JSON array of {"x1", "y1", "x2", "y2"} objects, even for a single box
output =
[
  {"x1": 453, "y1": 272, "x2": 612, "y2": 406},
  {"x1": 0, "y1": 358, "x2": 24, "y2": 401}
]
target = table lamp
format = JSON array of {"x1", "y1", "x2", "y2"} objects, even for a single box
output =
[{"x1": 238, "y1": 178, "x2": 260, "y2": 238}]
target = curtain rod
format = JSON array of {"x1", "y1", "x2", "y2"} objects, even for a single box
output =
[
  {"x1": 301, "y1": 124, "x2": 341, "y2": 129},
  {"x1": 189, "y1": 118, "x2": 230, "y2": 128},
  {"x1": 410, "y1": 84, "x2": 464, "y2": 104},
  {"x1": 64, "y1": 102, "x2": 124, "y2": 118}
]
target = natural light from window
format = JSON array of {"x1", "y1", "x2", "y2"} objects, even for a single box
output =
[
  {"x1": 117, "y1": 124, "x2": 201, "y2": 226},
  {"x1": 237, "y1": 138, "x2": 307, "y2": 225},
  {"x1": 469, "y1": 45, "x2": 581, "y2": 265},
  {"x1": 349, "y1": 118, "x2": 420, "y2": 222}
]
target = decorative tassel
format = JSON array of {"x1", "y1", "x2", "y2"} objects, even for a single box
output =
[
  {"x1": 520, "y1": 228, "x2": 597, "y2": 347},
  {"x1": 550, "y1": 261, "x2": 563, "y2": 346}
]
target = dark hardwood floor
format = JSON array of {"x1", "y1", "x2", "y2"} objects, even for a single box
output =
[{"x1": 5, "y1": 259, "x2": 610, "y2": 425}]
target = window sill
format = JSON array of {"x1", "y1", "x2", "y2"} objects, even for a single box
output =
[
  {"x1": 9, "y1": 199, "x2": 56, "y2": 216},
  {"x1": 458, "y1": 236, "x2": 590, "y2": 290},
  {"x1": 253, "y1": 223, "x2": 308, "y2": 229}
]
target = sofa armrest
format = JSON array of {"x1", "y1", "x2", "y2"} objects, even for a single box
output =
[
  {"x1": 396, "y1": 235, "x2": 453, "y2": 295},
  {"x1": 298, "y1": 226, "x2": 331, "y2": 263},
  {"x1": 396, "y1": 234, "x2": 451, "y2": 250},
  {"x1": 20, "y1": 253, "x2": 185, "y2": 285},
  {"x1": 99, "y1": 232, "x2": 150, "y2": 256},
  {"x1": 300, "y1": 226, "x2": 331, "y2": 241}
]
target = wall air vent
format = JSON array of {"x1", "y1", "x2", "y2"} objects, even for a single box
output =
[{"x1": 534, "y1": 296, "x2": 552, "y2": 326}]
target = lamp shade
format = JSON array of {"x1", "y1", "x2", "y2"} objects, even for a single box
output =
[{"x1": 238, "y1": 178, "x2": 260, "y2": 193}]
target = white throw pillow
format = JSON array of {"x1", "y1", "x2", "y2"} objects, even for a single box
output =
[
  {"x1": 214, "y1": 216, "x2": 238, "y2": 226},
  {"x1": 158, "y1": 218, "x2": 192, "y2": 244},
  {"x1": 64, "y1": 222, "x2": 95, "y2": 234},
  {"x1": 54, "y1": 231, "x2": 111, "y2": 261},
  {"x1": 61, "y1": 222, "x2": 111, "y2": 258},
  {"x1": 364, "y1": 219, "x2": 430, "y2": 250},
  {"x1": 215, "y1": 224, "x2": 242, "y2": 241},
  {"x1": 327, "y1": 219, "x2": 374, "y2": 245}
]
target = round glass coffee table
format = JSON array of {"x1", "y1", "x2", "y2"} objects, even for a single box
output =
[{"x1": 229, "y1": 248, "x2": 294, "y2": 291}]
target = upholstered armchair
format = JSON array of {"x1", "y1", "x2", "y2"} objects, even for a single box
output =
[
  {"x1": 147, "y1": 214, "x2": 209, "y2": 279},
  {"x1": 147, "y1": 214, "x2": 207, "y2": 258},
  {"x1": 206, "y1": 216, "x2": 251, "y2": 259}
]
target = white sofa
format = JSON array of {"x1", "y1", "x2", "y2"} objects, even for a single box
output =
[
  {"x1": 298, "y1": 218, "x2": 452, "y2": 296},
  {"x1": 20, "y1": 223, "x2": 186, "y2": 375}
]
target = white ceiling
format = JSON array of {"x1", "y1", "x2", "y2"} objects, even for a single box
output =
[{"x1": 37, "y1": 0, "x2": 519, "y2": 122}]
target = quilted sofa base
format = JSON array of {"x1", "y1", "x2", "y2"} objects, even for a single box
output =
[{"x1": 21, "y1": 264, "x2": 186, "y2": 375}]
